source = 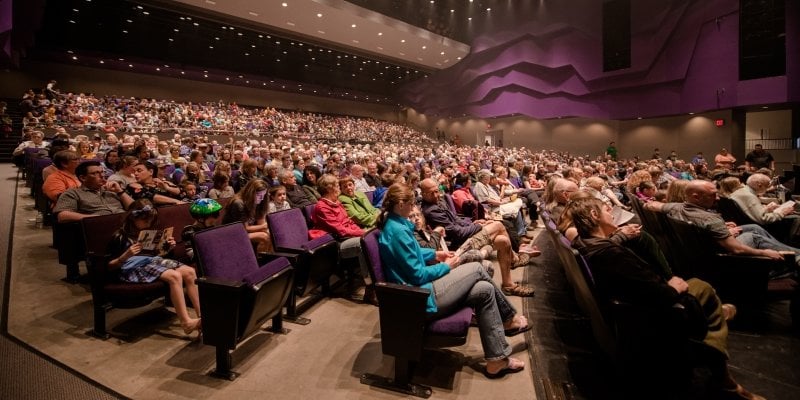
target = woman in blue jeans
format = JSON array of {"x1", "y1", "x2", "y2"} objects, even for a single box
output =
[{"x1": 377, "y1": 183, "x2": 530, "y2": 378}]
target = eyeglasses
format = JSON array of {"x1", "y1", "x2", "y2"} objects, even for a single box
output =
[{"x1": 131, "y1": 205, "x2": 154, "y2": 218}]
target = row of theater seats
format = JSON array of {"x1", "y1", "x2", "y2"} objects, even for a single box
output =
[
  {"x1": 67, "y1": 203, "x2": 473, "y2": 390},
  {"x1": 626, "y1": 195, "x2": 798, "y2": 315},
  {"x1": 540, "y1": 198, "x2": 799, "y2": 395}
]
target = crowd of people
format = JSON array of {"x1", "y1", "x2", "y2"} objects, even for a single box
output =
[
  {"x1": 13, "y1": 81, "x2": 792, "y2": 397},
  {"x1": 17, "y1": 80, "x2": 436, "y2": 144}
]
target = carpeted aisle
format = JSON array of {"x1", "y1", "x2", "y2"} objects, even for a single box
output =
[{"x1": 0, "y1": 164, "x2": 122, "y2": 400}]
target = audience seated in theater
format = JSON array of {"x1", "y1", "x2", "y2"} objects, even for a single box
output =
[
  {"x1": 419, "y1": 178, "x2": 536, "y2": 297},
  {"x1": 729, "y1": 173, "x2": 800, "y2": 245},
  {"x1": 665, "y1": 179, "x2": 690, "y2": 203},
  {"x1": 479, "y1": 170, "x2": 527, "y2": 236},
  {"x1": 108, "y1": 155, "x2": 138, "y2": 191},
  {"x1": 237, "y1": 159, "x2": 260, "y2": 191},
  {"x1": 267, "y1": 185, "x2": 291, "y2": 214},
  {"x1": 349, "y1": 163, "x2": 372, "y2": 193},
  {"x1": 635, "y1": 181, "x2": 657, "y2": 202},
  {"x1": 311, "y1": 174, "x2": 370, "y2": 296},
  {"x1": 567, "y1": 197, "x2": 762, "y2": 400},
  {"x1": 222, "y1": 178, "x2": 273, "y2": 253},
  {"x1": 278, "y1": 169, "x2": 314, "y2": 208},
  {"x1": 451, "y1": 173, "x2": 485, "y2": 220},
  {"x1": 107, "y1": 199, "x2": 201, "y2": 336},
  {"x1": 302, "y1": 165, "x2": 323, "y2": 201},
  {"x1": 181, "y1": 198, "x2": 224, "y2": 263},
  {"x1": 338, "y1": 176, "x2": 379, "y2": 229},
  {"x1": 42, "y1": 150, "x2": 81, "y2": 206},
  {"x1": 377, "y1": 183, "x2": 529, "y2": 379},
  {"x1": 12, "y1": 130, "x2": 48, "y2": 166},
  {"x1": 544, "y1": 178, "x2": 579, "y2": 220},
  {"x1": 410, "y1": 205, "x2": 494, "y2": 274},
  {"x1": 646, "y1": 180, "x2": 799, "y2": 278},
  {"x1": 53, "y1": 160, "x2": 133, "y2": 223},
  {"x1": 207, "y1": 172, "x2": 234, "y2": 201},
  {"x1": 126, "y1": 161, "x2": 182, "y2": 206},
  {"x1": 717, "y1": 177, "x2": 743, "y2": 198}
]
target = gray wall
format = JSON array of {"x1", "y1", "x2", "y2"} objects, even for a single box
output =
[{"x1": 409, "y1": 108, "x2": 742, "y2": 164}]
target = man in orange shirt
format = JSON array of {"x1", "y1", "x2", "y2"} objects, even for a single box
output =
[{"x1": 42, "y1": 150, "x2": 81, "y2": 206}]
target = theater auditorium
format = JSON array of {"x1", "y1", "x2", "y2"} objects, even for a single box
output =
[{"x1": 0, "y1": 0, "x2": 798, "y2": 399}]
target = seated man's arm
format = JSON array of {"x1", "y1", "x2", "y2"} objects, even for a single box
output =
[
  {"x1": 56, "y1": 210, "x2": 90, "y2": 223},
  {"x1": 716, "y1": 236, "x2": 783, "y2": 260}
]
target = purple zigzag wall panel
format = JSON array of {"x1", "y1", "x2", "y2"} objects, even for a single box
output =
[{"x1": 399, "y1": 0, "x2": 797, "y2": 120}]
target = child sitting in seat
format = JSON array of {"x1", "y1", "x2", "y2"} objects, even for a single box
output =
[
  {"x1": 182, "y1": 198, "x2": 223, "y2": 264},
  {"x1": 267, "y1": 185, "x2": 291, "y2": 214}
]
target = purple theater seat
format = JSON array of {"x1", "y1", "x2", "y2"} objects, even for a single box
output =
[
  {"x1": 360, "y1": 228, "x2": 472, "y2": 397},
  {"x1": 266, "y1": 208, "x2": 338, "y2": 323},
  {"x1": 192, "y1": 223, "x2": 294, "y2": 380},
  {"x1": 82, "y1": 212, "x2": 166, "y2": 339}
]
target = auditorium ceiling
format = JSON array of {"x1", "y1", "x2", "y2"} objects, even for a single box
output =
[{"x1": 28, "y1": 0, "x2": 514, "y2": 105}]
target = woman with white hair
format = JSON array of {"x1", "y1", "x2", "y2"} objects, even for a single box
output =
[{"x1": 729, "y1": 173, "x2": 800, "y2": 245}]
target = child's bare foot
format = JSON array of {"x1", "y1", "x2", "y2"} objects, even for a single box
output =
[{"x1": 182, "y1": 318, "x2": 201, "y2": 334}]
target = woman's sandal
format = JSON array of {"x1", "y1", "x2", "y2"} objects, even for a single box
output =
[
  {"x1": 502, "y1": 283, "x2": 535, "y2": 297},
  {"x1": 483, "y1": 357, "x2": 525, "y2": 379},
  {"x1": 511, "y1": 253, "x2": 530, "y2": 269},
  {"x1": 518, "y1": 244, "x2": 542, "y2": 257}
]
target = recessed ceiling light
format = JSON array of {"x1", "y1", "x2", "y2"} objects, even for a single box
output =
[
  {"x1": 226, "y1": 77, "x2": 230, "y2": 80},
  {"x1": 99, "y1": 60, "x2": 104, "y2": 64},
  {"x1": 422, "y1": 46, "x2": 426, "y2": 49},
  {"x1": 287, "y1": 22, "x2": 295, "y2": 26},
  {"x1": 378, "y1": 32, "x2": 383, "y2": 36},
  {"x1": 351, "y1": 24, "x2": 357, "y2": 28},
  {"x1": 156, "y1": 67, "x2": 160, "y2": 71},
  {"x1": 142, "y1": 11, "x2": 149, "y2": 15},
  {"x1": 317, "y1": 30, "x2": 325, "y2": 34},
  {"x1": 352, "y1": 40, "x2": 359, "y2": 43},
  {"x1": 174, "y1": 28, "x2": 179, "y2": 32},
  {"x1": 205, "y1": 0, "x2": 216, "y2": 4},
  {"x1": 193, "y1": 22, "x2": 199, "y2": 26},
  {"x1": 399, "y1": 52, "x2": 405, "y2": 56},
  {"x1": 487, "y1": 8, "x2": 491, "y2": 11},
  {"x1": 440, "y1": 51, "x2": 445, "y2": 55},
  {"x1": 71, "y1": 56, "x2": 78, "y2": 60},
  {"x1": 122, "y1": 30, "x2": 128, "y2": 33},
  {"x1": 258, "y1": 34, "x2": 263, "y2": 38},
  {"x1": 126, "y1": 19, "x2": 132, "y2": 23},
  {"x1": 237, "y1": 32, "x2": 243, "y2": 36},
  {"x1": 317, "y1": 13, "x2": 322, "y2": 17},
  {"x1": 69, "y1": 20, "x2": 76, "y2": 24},
  {"x1": 244, "y1": 52, "x2": 249, "y2": 56},
  {"x1": 281, "y1": 2, "x2": 287, "y2": 7},
  {"x1": 468, "y1": 17, "x2": 472, "y2": 21},
  {"x1": 400, "y1": 39, "x2": 405, "y2": 43},
  {"x1": 450, "y1": 9, "x2": 454, "y2": 13},
  {"x1": 377, "y1": 46, "x2": 383, "y2": 50},
  {"x1": 248, "y1": 11, "x2": 258, "y2": 16},
  {"x1": 209, "y1": 46, "x2": 214, "y2": 49},
  {"x1": 180, "y1": 71, "x2": 185, "y2": 74},
  {"x1": 204, "y1": 74, "x2": 208, "y2": 78}
]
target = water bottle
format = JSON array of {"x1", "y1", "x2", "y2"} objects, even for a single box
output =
[
  {"x1": 34, "y1": 212, "x2": 43, "y2": 228},
  {"x1": 777, "y1": 184, "x2": 787, "y2": 204}
]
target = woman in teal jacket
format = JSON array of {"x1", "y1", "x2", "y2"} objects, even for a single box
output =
[{"x1": 377, "y1": 183, "x2": 530, "y2": 378}]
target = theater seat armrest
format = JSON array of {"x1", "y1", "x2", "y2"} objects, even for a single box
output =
[
  {"x1": 197, "y1": 276, "x2": 245, "y2": 290},
  {"x1": 375, "y1": 282, "x2": 430, "y2": 298}
]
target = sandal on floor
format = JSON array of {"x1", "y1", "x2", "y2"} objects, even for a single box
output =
[
  {"x1": 502, "y1": 283, "x2": 535, "y2": 297},
  {"x1": 518, "y1": 244, "x2": 542, "y2": 257},
  {"x1": 483, "y1": 357, "x2": 525, "y2": 379},
  {"x1": 512, "y1": 253, "x2": 530, "y2": 269},
  {"x1": 504, "y1": 322, "x2": 533, "y2": 337}
]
